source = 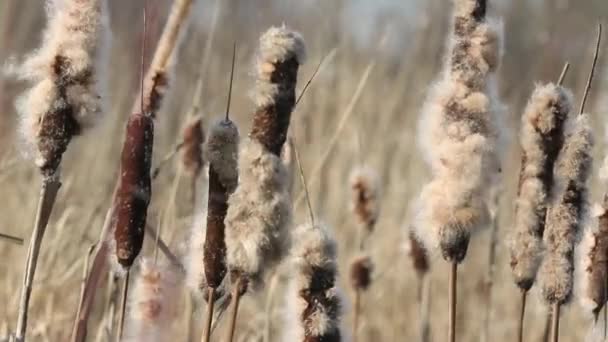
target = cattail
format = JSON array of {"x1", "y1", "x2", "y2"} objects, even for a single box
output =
[
  {"x1": 224, "y1": 26, "x2": 305, "y2": 342},
  {"x1": 540, "y1": 114, "x2": 593, "y2": 303},
  {"x1": 285, "y1": 223, "x2": 343, "y2": 342},
  {"x1": 181, "y1": 116, "x2": 205, "y2": 178},
  {"x1": 579, "y1": 203, "x2": 608, "y2": 319},
  {"x1": 203, "y1": 118, "x2": 239, "y2": 289},
  {"x1": 510, "y1": 84, "x2": 572, "y2": 291},
  {"x1": 112, "y1": 114, "x2": 154, "y2": 269},
  {"x1": 350, "y1": 255, "x2": 373, "y2": 292},
  {"x1": 407, "y1": 231, "x2": 430, "y2": 279},
  {"x1": 415, "y1": 0, "x2": 503, "y2": 263},
  {"x1": 15, "y1": 0, "x2": 106, "y2": 176},
  {"x1": 414, "y1": 1, "x2": 502, "y2": 341},
  {"x1": 12, "y1": 0, "x2": 107, "y2": 340},
  {"x1": 124, "y1": 258, "x2": 178, "y2": 342},
  {"x1": 225, "y1": 25, "x2": 305, "y2": 288},
  {"x1": 350, "y1": 166, "x2": 381, "y2": 245}
]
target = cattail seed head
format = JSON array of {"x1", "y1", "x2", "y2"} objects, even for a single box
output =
[
  {"x1": 349, "y1": 166, "x2": 381, "y2": 232},
  {"x1": 225, "y1": 140, "x2": 292, "y2": 288},
  {"x1": 350, "y1": 255, "x2": 373, "y2": 292},
  {"x1": 124, "y1": 258, "x2": 178, "y2": 342},
  {"x1": 415, "y1": 0, "x2": 503, "y2": 264},
  {"x1": 579, "y1": 203, "x2": 608, "y2": 317},
  {"x1": 285, "y1": 223, "x2": 342, "y2": 342},
  {"x1": 181, "y1": 116, "x2": 205, "y2": 178},
  {"x1": 510, "y1": 84, "x2": 572, "y2": 291},
  {"x1": 225, "y1": 26, "x2": 304, "y2": 289},
  {"x1": 113, "y1": 114, "x2": 154, "y2": 269},
  {"x1": 205, "y1": 119, "x2": 240, "y2": 192},
  {"x1": 203, "y1": 119, "x2": 240, "y2": 289},
  {"x1": 539, "y1": 114, "x2": 593, "y2": 305},
  {"x1": 250, "y1": 25, "x2": 306, "y2": 156},
  {"x1": 15, "y1": 0, "x2": 106, "y2": 176},
  {"x1": 407, "y1": 231, "x2": 430, "y2": 278}
]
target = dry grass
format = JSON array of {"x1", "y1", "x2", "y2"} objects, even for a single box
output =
[{"x1": 1, "y1": 1, "x2": 608, "y2": 341}]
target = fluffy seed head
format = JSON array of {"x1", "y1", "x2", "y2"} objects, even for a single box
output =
[
  {"x1": 124, "y1": 258, "x2": 178, "y2": 342},
  {"x1": 15, "y1": 0, "x2": 107, "y2": 175},
  {"x1": 415, "y1": 0, "x2": 503, "y2": 264},
  {"x1": 186, "y1": 208, "x2": 209, "y2": 293},
  {"x1": 205, "y1": 119, "x2": 240, "y2": 192},
  {"x1": 350, "y1": 255, "x2": 373, "y2": 291},
  {"x1": 510, "y1": 84, "x2": 572, "y2": 291},
  {"x1": 225, "y1": 139, "x2": 292, "y2": 288},
  {"x1": 349, "y1": 166, "x2": 381, "y2": 232},
  {"x1": 250, "y1": 26, "x2": 305, "y2": 155},
  {"x1": 578, "y1": 204, "x2": 608, "y2": 317},
  {"x1": 113, "y1": 114, "x2": 154, "y2": 269},
  {"x1": 181, "y1": 116, "x2": 205, "y2": 177},
  {"x1": 539, "y1": 114, "x2": 593, "y2": 305},
  {"x1": 285, "y1": 223, "x2": 342, "y2": 342}
]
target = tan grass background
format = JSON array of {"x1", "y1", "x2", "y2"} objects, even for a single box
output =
[{"x1": 0, "y1": 0, "x2": 607, "y2": 341}]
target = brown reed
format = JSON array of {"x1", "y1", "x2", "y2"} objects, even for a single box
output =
[
  {"x1": 350, "y1": 255, "x2": 373, "y2": 342},
  {"x1": 350, "y1": 166, "x2": 381, "y2": 250},
  {"x1": 13, "y1": 0, "x2": 106, "y2": 339},
  {"x1": 224, "y1": 25, "x2": 305, "y2": 342}
]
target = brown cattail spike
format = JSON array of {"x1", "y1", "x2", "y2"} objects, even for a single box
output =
[
  {"x1": 181, "y1": 117, "x2": 205, "y2": 177},
  {"x1": 350, "y1": 255, "x2": 373, "y2": 291},
  {"x1": 113, "y1": 114, "x2": 154, "y2": 268},
  {"x1": 250, "y1": 26, "x2": 306, "y2": 156},
  {"x1": 510, "y1": 84, "x2": 573, "y2": 291},
  {"x1": 581, "y1": 204, "x2": 608, "y2": 317},
  {"x1": 408, "y1": 232, "x2": 430, "y2": 278},
  {"x1": 350, "y1": 167, "x2": 381, "y2": 234}
]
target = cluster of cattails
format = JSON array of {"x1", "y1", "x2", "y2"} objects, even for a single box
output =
[
  {"x1": 510, "y1": 25, "x2": 602, "y2": 342},
  {"x1": 284, "y1": 223, "x2": 343, "y2": 341},
  {"x1": 414, "y1": 0, "x2": 503, "y2": 340},
  {"x1": 11, "y1": 0, "x2": 107, "y2": 339}
]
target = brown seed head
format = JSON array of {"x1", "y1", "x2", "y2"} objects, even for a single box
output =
[
  {"x1": 250, "y1": 26, "x2": 306, "y2": 156},
  {"x1": 181, "y1": 117, "x2": 204, "y2": 177},
  {"x1": 113, "y1": 114, "x2": 154, "y2": 269},
  {"x1": 407, "y1": 232, "x2": 430, "y2": 277},
  {"x1": 350, "y1": 255, "x2": 373, "y2": 291},
  {"x1": 349, "y1": 166, "x2": 381, "y2": 233}
]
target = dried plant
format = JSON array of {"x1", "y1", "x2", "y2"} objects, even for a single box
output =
[
  {"x1": 579, "y1": 204, "x2": 608, "y2": 320},
  {"x1": 11, "y1": 0, "x2": 107, "y2": 340},
  {"x1": 510, "y1": 84, "x2": 572, "y2": 292},
  {"x1": 350, "y1": 166, "x2": 381, "y2": 250},
  {"x1": 181, "y1": 116, "x2": 205, "y2": 178},
  {"x1": 413, "y1": 0, "x2": 504, "y2": 341},
  {"x1": 350, "y1": 254, "x2": 373, "y2": 342},
  {"x1": 201, "y1": 118, "x2": 239, "y2": 342},
  {"x1": 284, "y1": 223, "x2": 343, "y2": 342},
  {"x1": 539, "y1": 114, "x2": 593, "y2": 341},
  {"x1": 123, "y1": 259, "x2": 178, "y2": 342},
  {"x1": 224, "y1": 25, "x2": 305, "y2": 342}
]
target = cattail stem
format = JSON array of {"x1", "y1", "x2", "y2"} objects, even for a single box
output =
[
  {"x1": 542, "y1": 310, "x2": 551, "y2": 342},
  {"x1": 116, "y1": 270, "x2": 130, "y2": 342},
  {"x1": 518, "y1": 290, "x2": 527, "y2": 342},
  {"x1": 449, "y1": 262, "x2": 457, "y2": 342},
  {"x1": 419, "y1": 275, "x2": 431, "y2": 342},
  {"x1": 550, "y1": 303, "x2": 560, "y2": 342},
  {"x1": 353, "y1": 289, "x2": 361, "y2": 342},
  {"x1": 225, "y1": 280, "x2": 243, "y2": 342},
  {"x1": 481, "y1": 212, "x2": 499, "y2": 342},
  {"x1": 201, "y1": 288, "x2": 216, "y2": 342},
  {"x1": 15, "y1": 177, "x2": 61, "y2": 341},
  {"x1": 72, "y1": 245, "x2": 96, "y2": 341}
]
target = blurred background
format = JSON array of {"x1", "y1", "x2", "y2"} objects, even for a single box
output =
[{"x1": 0, "y1": 0, "x2": 607, "y2": 341}]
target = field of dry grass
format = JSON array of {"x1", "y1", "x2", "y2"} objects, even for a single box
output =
[{"x1": 0, "y1": 0, "x2": 607, "y2": 341}]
